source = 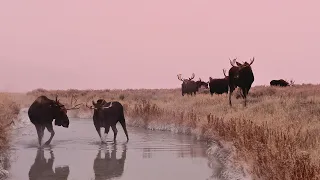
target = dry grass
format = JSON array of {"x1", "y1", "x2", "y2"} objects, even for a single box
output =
[
  {"x1": 0, "y1": 93, "x2": 21, "y2": 176},
  {"x1": 0, "y1": 93, "x2": 20, "y2": 150},
  {"x1": 2, "y1": 84, "x2": 320, "y2": 179}
]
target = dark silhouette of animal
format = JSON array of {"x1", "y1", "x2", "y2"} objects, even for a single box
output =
[
  {"x1": 208, "y1": 69, "x2": 229, "y2": 95},
  {"x1": 86, "y1": 99, "x2": 129, "y2": 142},
  {"x1": 177, "y1": 73, "x2": 208, "y2": 96},
  {"x1": 196, "y1": 78, "x2": 209, "y2": 89},
  {"x1": 228, "y1": 57, "x2": 255, "y2": 107},
  {"x1": 28, "y1": 95, "x2": 81, "y2": 146},
  {"x1": 93, "y1": 144, "x2": 126, "y2": 180},
  {"x1": 270, "y1": 79, "x2": 293, "y2": 87},
  {"x1": 177, "y1": 73, "x2": 198, "y2": 96},
  {"x1": 29, "y1": 149, "x2": 70, "y2": 180}
]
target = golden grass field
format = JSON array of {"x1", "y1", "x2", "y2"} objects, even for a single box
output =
[{"x1": 1, "y1": 84, "x2": 320, "y2": 180}]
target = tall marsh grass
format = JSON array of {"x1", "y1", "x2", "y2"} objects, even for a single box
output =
[
  {"x1": 3, "y1": 84, "x2": 320, "y2": 179},
  {"x1": 0, "y1": 93, "x2": 20, "y2": 149}
]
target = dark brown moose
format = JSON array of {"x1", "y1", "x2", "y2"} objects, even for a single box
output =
[
  {"x1": 270, "y1": 79, "x2": 293, "y2": 87},
  {"x1": 28, "y1": 95, "x2": 81, "y2": 146},
  {"x1": 228, "y1": 57, "x2": 255, "y2": 107},
  {"x1": 86, "y1": 99, "x2": 129, "y2": 142},
  {"x1": 177, "y1": 73, "x2": 207, "y2": 96},
  {"x1": 208, "y1": 69, "x2": 229, "y2": 95}
]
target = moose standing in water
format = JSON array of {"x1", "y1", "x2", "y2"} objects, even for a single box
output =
[
  {"x1": 86, "y1": 99, "x2": 129, "y2": 143},
  {"x1": 28, "y1": 95, "x2": 81, "y2": 146}
]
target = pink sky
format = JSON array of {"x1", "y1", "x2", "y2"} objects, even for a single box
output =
[{"x1": 0, "y1": 0, "x2": 319, "y2": 92}]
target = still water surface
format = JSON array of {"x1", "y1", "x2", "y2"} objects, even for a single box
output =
[{"x1": 6, "y1": 117, "x2": 223, "y2": 180}]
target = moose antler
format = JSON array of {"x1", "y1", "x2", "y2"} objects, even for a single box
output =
[
  {"x1": 188, "y1": 73, "x2": 195, "y2": 80},
  {"x1": 222, "y1": 69, "x2": 227, "y2": 77},
  {"x1": 86, "y1": 101, "x2": 97, "y2": 110},
  {"x1": 86, "y1": 103, "x2": 96, "y2": 110},
  {"x1": 290, "y1": 79, "x2": 295, "y2": 86},
  {"x1": 86, "y1": 103, "x2": 97, "y2": 109},
  {"x1": 177, "y1": 74, "x2": 184, "y2": 81},
  {"x1": 249, "y1": 57, "x2": 255, "y2": 65},
  {"x1": 229, "y1": 58, "x2": 237, "y2": 67},
  {"x1": 66, "y1": 95, "x2": 82, "y2": 110},
  {"x1": 102, "y1": 102, "x2": 113, "y2": 109},
  {"x1": 85, "y1": 100, "x2": 112, "y2": 110}
]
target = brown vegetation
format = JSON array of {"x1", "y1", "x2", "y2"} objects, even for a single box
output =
[
  {"x1": 2, "y1": 84, "x2": 320, "y2": 179},
  {"x1": 0, "y1": 93, "x2": 20, "y2": 150}
]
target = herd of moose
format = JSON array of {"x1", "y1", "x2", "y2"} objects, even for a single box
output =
[
  {"x1": 25, "y1": 57, "x2": 294, "y2": 147},
  {"x1": 177, "y1": 57, "x2": 294, "y2": 106}
]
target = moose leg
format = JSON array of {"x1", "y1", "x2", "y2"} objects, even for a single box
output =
[
  {"x1": 35, "y1": 124, "x2": 44, "y2": 146},
  {"x1": 103, "y1": 125, "x2": 110, "y2": 142},
  {"x1": 119, "y1": 119, "x2": 129, "y2": 141},
  {"x1": 229, "y1": 89, "x2": 233, "y2": 106},
  {"x1": 95, "y1": 126, "x2": 103, "y2": 142},
  {"x1": 241, "y1": 88, "x2": 248, "y2": 107},
  {"x1": 111, "y1": 125, "x2": 118, "y2": 142},
  {"x1": 44, "y1": 123, "x2": 55, "y2": 145}
]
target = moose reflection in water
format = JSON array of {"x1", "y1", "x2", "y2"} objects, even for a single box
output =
[
  {"x1": 93, "y1": 144, "x2": 127, "y2": 180},
  {"x1": 28, "y1": 148, "x2": 70, "y2": 180}
]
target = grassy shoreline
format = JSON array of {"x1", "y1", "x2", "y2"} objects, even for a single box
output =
[
  {"x1": 1, "y1": 85, "x2": 320, "y2": 179},
  {"x1": 0, "y1": 93, "x2": 21, "y2": 177}
]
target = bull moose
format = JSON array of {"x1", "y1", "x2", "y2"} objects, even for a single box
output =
[
  {"x1": 228, "y1": 57, "x2": 255, "y2": 107},
  {"x1": 28, "y1": 95, "x2": 81, "y2": 146},
  {"x1": 208, "y1": 69, "x2": 229, "y2": 95},
  {"x1": 177, "y1": 73, "x2": 197, "y2": 96},
  {"x1": 177, "y1": 73, "x2": 207, "y2": 96},
  {"x1": 86, "y1": 99, "x2": 129, "y2": 142}
]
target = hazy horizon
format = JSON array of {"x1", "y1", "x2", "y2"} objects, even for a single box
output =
[{"x1": 1, "y1": 1, "x2": 320, "y2": 92}]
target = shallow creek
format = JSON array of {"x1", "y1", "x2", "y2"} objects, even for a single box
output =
[{"x1": 4, "y1": 109, "x2": 235, "y2": 180}]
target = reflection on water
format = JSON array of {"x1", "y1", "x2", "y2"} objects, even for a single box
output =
[
  {"x1": 6, "y1": 117, "x2": 232, "y2": 180},
  {"x1": 142, "y1": 148, "x2": 152, "y2": 159},
  {"x1": 93, "y1": 144, "x2": 127, "y2": 180},
  {"x1": 28, "y1": 148, "x2": 70, "y2": 180}
]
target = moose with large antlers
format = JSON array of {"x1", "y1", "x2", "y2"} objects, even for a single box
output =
[
  {"x1": 228, "y1": 57, "x2": 255, "y2": 107},
  {"x1": 86, "y1": 99, "x2": 129, "y2": 143},
  {"x1": 177, "y1": 73, "x2": 205, "y2": 96},
  {"x1": 28, "y1": 95, "x2": 81, "y2": 146}
]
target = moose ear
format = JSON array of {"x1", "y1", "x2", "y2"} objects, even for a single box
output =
[{"x1": 236, "y1": 62, "x2": 242, "y2": 66}]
